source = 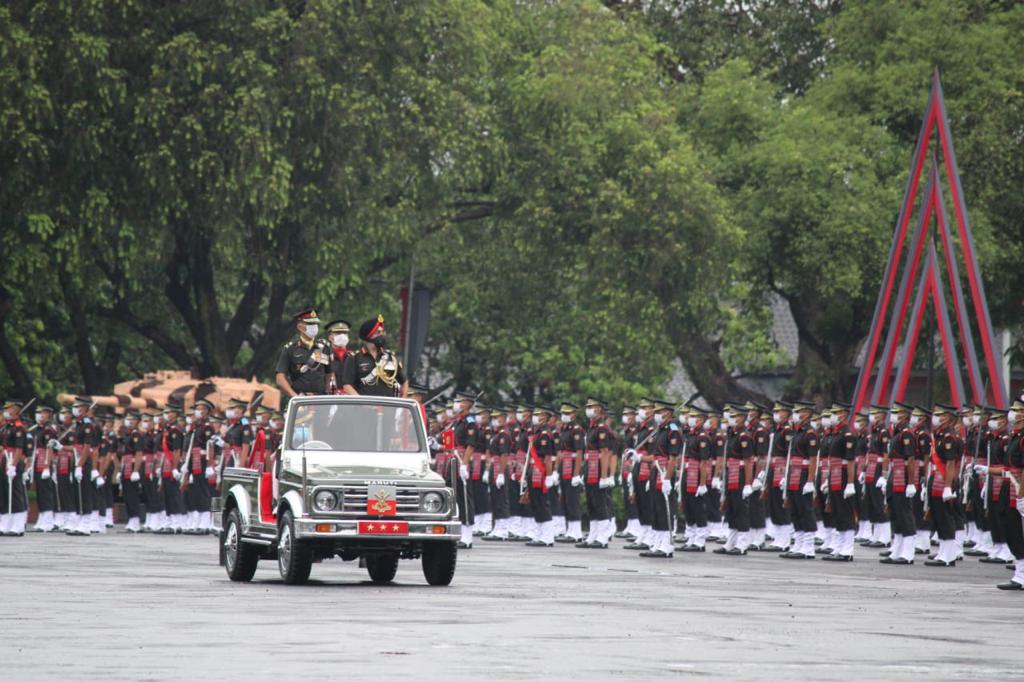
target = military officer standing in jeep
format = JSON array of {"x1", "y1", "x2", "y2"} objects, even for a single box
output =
[
  {"x1": 275, "y1": 309, "x2": 331, "y2": 398},
  {"x1": 340, "y1": 315, "x2": 408, "y2": 398}
]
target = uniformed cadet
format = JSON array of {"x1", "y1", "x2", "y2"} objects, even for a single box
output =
[
  {"x1": 553, "y1": 402, "x2": 584, "y2": 544},
  {"x1": 878, "y1": 403, "x2": 919, "y2": 565},
  {"x1": 617, "y1": 406, "x2": 641, "y2": 540},
  {"x1": 924, "y1": 404, "x2": 964, "y2": 566},
  {"x1": 640, "y1": 400, "x2": 681, "y2": 558},
  {"x1": 963, "y1": 405, "x2": 990, "y2": 553},
  {"x1": 340, "y1": 315, "x2": 408, "y2": 397},
  {"x1": 859, "y1": 406, "x2": 892, "y2": 548},
  {"x1": 483, "y1": 408, "x2": 513, "y2": 541},
  {"x1": 624, "y1": 398, "x2": 657, "y2": 551},
  {"x1": 579, "y1": 398, "x2": 615, "y2": 548},
  {"x1": 275, "y1": 308, "x2": 330, "y2": 398},
  {"x1": 996, "y1": 400, "x2": 1024, "y2": 590},
  {"x1": 974, "y1": 407, "x2": 1015, "y2": 564},
  {"x1": 677, "y1": 407, "x2": 711, "y2": 552},
  {"x1": 763, "y1": 402, "x2": 794, "y2": 553},
  {"x1": 75, "y1": 397, "x2": 102, "y2": 534},
  {"x1": 744, "y1": 402, "x2": 770, "y2": 550},
  {"x1": 140, "y1": 412, "x2": 169, "y2": 533},
  {"x1": 509, "y1": 404, "x2": 535, "y2": 541},
  {"x1": 705, "y1": 411, "x2": 727, "y2": 542},
  {"x1": 222, "y1": 398, "x2": 253, "y2": 472},
  {"x1": 182, "y1": 398, "x2": 217, "y2": 534},
  {"x1": 450, "y1": 392, "x2": 477, "y2": 548},
  {"x1": 121, "y1": 411, "x2": 144, "y2": 532},
  {"x1": 0, "y1": 399, "x2": 29, "y2": 535},
  {"x1": 909, "y1": 406, "x2": 935, "y2": 554},
  {"x1": 324, "y1": 319, "x2": 352, "y2": 394},
  {"x1": 780, "y1": 401, "x2": 819, "y2": 559},
  {"x1": 29, "y1": 406, "x2": 57, "y2": 532},
  {"x1": 821, "y1": 403, "x2": 857, "y2": 561},
  {"x1": 525, "y1": 405, "x2": 557, "y2": 547},
  {"x1": 714, "y1": 405, "x2": 754, "y2": 556},
  {"x1": 161, "y1": 401, "x2": 187, "y2": 532}
]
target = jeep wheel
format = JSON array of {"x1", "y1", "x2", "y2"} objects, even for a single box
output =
[
  {"x1": 422, "y1": 541, "x2": 457, "y2": 586},
  {"x1": 365, "y1": 554, "x2": 399, "y2": 584},
  {"x1": 224, "y1": 509, "x2": 259, "y2": 582},
  {"x1": 277, "y1": 510, "x2": 312, "y2": 585}
]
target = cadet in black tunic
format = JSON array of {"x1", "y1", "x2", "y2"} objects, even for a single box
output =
[
  {"x1": 861, "y1": 406, "x2": 892, "y2": 548},
  {"x1": 451, "y1": 393, "x2": 477, "y2": 548},
  {"x1": 996, "y1": 401, "x2": 1024, "y2": 590},
  {"x1": 763, "y1": 402, "x2": 794, "y2": 552},
  {"x1": 714, "y1": 406, "x2": 754, "y2": 556},
  {"x1": 525, "y1": 408, "x2": 557, "y2": 547},
  {"x1": 925, "y1": 404, "x2": 965, "y2": 566},
  {"x1": 30, "y1": 406, "x2": 59, "y2": 532},
  {"x1": 639, "y1": 400, "x2": 681, "y2": 558},
  {"x1": 678, "y1": 408, "x2": 712, "y2": 552},
  {"x1": 275, "y1": 308, "x2": 330, "y2": 398},
  {"x1": 0, "y1": 400, "x2": 28, "y2": 536},
  {"x1": 822, "y1": 403, "x2": 857, "y2": 561},
  {"x1": 780, "y1": 401, "x2": 819, "y2": 560},
  {"x1": 554, "y1": 402, "x2": 584, "y2": 544},
  {"x1": 624, "y1": 398, "x2": 657, "y2": 551},
  {"x1": 483, "y1": 408, "x2": 512, "y2": 540},
  {"x1": 120, "y1": 412, "x2": 144, "y2": 532},
  {"x1": 878, "y1": 403, "x2": 920, "y2": 565}
]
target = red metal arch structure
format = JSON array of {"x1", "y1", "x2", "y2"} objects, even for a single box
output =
[{"x1": 850, "y1": 70, "x2": 1006, "y2": 413}]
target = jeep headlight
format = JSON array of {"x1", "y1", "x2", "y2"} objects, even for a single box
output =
[
  {"x1": 313, "y1": 490, "x2": 337, "y2": 512},
  {"x1": 421, "y1": 491, "x2": 444, "y2": 514}
]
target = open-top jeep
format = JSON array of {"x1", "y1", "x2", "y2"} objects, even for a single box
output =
[{"x1": 215, "y1": 395, "x2": 459, "y2": 586}]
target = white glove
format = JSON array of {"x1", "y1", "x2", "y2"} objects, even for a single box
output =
[
  {"x1": 905, "y1": 483, "x2": 917, "y2": 498},
  {"x1": 459, "y1": 464, "x2": 469, "y2": 481},
  {"x1": 172, "y1": 470, "x2": 182, "y2": 481},
  {"x1": 599, "y1": 477, "x2": 614, "y2": 489},
  {"x1": 710, "y1": 477, "x2": 722, "y2": 491},
  {"x1": 74, "y1": 467, "x2": 83, "y2": 481},
  {"x1": 696, "y1": 484, "x2": 707, "y2": 496},
  {"x1": 920, "y1": 487, "x2": 927, "y2": 502},
  {"x1": 49, "y1": 439, "x2": 62, "y2": 451},
  {"x1": 751, "y1": 478, "x2": 763, "y2": 492},
  {"x1": 802, "y1": 481, "x2": 814, "y2": 495},
  {"x1": 495, "y1": 473, "x2": 505, "y2": 489},
  {"x1": 942, "y1": 486, "x2": 955, "y2": 502},
  {"x1": 1017, "y1": 501, "x2": 1024, "y2": 520},
  {"x1": 742, "y1": 484, "x2": 753, "y2": 499},
  {"x1": 777, "y1": 476, "x2": 786, "y2": 490},
  {"x1": 22, "y1": 471, "x2": 31, "y2": 484},
  {"x1": 858, "y1": 471, "x2": 865, "y2": 486},
  {"x1": 211, "y1": 436, "x2": 225, "y2": 448},
  {"x1": 876, "y1": 476, "x2": 887, "y2": 490},
  {"x1": 545, "y1": 473, "x2": 558, "y2": 489},
  {"x1": 130, "y1": 471, "x2": 141, "y2": 483},
  {"x1": 205, "y1": 466, "x2": 215, "y2": 478},
  {"x1": 843, "y1": 483, "x2": 855, "y2": 499},
  {"x1": 624, "y1": 448, "x2": 637, "y2": 458},
  {"x1": 114, "y1": 473, "x2": 121, "y2": 485},
  {"x1": 973, "y1": 464, "x2": 989, "y2": 474},
  {"x1": 41, "y1": 468, "x2": 51, "y2": 480},
  {"x1": 95, "y1": 476, "x2": 105, "y2": 488},
  {"x1": 90, "y1": 469, "x2": 100, "y2": 481},
  {"x1": 571, "y1": 475, "x2": 582, "y2": 488},
  {"x1": 482, "y1": 470, "x2": 490, "y2": 484},
  {"x1": 661, "y1": 479, "x2": 672, "y2": 495}
]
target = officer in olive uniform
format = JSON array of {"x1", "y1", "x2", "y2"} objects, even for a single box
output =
[
  {"x1": 340, "y1": 315, "x2": 408, "y2": 398},
  {"x1": 275, "y1": 309, "x2": 330, "y2": 398}
]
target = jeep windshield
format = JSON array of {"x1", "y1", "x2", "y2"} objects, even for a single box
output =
[{"x1": 287, "y1": 402, "x2": 424, "y2": 453}]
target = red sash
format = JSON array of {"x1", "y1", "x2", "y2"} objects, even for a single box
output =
[
  {"x1": 726, "y1": 459, "x2": 742, "y2": 490},
  {"x1": 770, "y1": 456, "x2": 785, "y2": 486},
  {"x1": 434, "y1": 452, "x2": 453, "y2": 476},
  {"x1": 560, "y1": 451, "x2": 576, "y2": 480},
  {"x1": 470, "y1": 452, "x2": 483, "y2": 480},
  {"x1": 528, "y1": 439, "x2": 546, "y2": 491},
  {"x1": 143, "y1": 453, "x2": 155, "y2": 478},
  {"x1": 830, "y1": 459, "x2": 845, "y2": 492},
  {"x1": 891, "y1": 459, "x2": 907, "y2": 493},
  {"x1": 191, "y1": 448, "x2": 204, "y2": 475},
  {"x1": 585, "y1": 450, "x2": 600, "y2": 484},
  {"x1": 57, "y1": 452, "x2": 71, "y2": 476},
  {"x1": 929, "y1": 468, "x2": 947, "y2": 496},
  {"x1": 122, "y1": 454, "x2": 135, "y2": 479},
  {"x1": 637, "y1": 451, "x2": 651, "y2": 482},
  {"x1": 787, "y1": 460, "x2": 806, "y2": 492},
  {"x1": 684, "y1": 458, "x2": 700, "y2": 493},
  {"x1": 865, "y1": 452, "x2": 880, "y2": 483}
]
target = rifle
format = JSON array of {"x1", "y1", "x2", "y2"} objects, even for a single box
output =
[
  {"x1": 982, "y1": 438, "x2": 991, "y2": 513},
  {"x1": 179, "y1": 427, "x2": 197, "y2": 492},
  {"x1": 922, "y1": 458, "x2": 934, "y2": 521},
  {"x1": 780, "y1": 430, "x2": 795, "y2": 509},
  {"x1": 758, "y1": 431, "x2": 775, "y2": 500}
]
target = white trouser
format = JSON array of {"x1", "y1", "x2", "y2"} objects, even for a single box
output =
[
  {"x1": 537, "y1": 520, "x2": 555, "y2": 544},
  {"x1": 872, "y1": 522, "x2": 892, "y2": 545},
  {"x1": 34, "y1": 510, "x2": 56, "y2": 531},
  {"x1": 459, "y1": 525, "x2": 474, "y2": 545},
  {"x1": 624, "y1": 518, "x2": 642, "y2": 537},
  {"x1": 724, "y1": 529, "x2": 750, "y2": 552},
  {"x1": 1011, "y1": 559, "x2": 1024, "y2": 587},
  {"x1": 916, "y1": 529, "x2": 931, "y2": 551},
  {"x1": 772, "y1": 524, "x2": 793, "y2": 550},
  {"x1": 836, "y1": 530, "x2": 855, "y2": 557},
  {"x1": 934, "y1": 539, "x2": 959, "y2": 563}
]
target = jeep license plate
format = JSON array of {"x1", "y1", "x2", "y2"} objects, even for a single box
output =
[{"x1": 358, "y1": 521, "x2": 409, "y2": 535}]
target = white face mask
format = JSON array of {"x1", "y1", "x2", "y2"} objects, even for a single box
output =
[
  {"x1": 560, "y1": 414, "x2": 572, "y2": 424},
  {"x1": 909, "y1": 415, "x2": 920, "y2": 427},
  {"x1": 140, "y1": 421, "x2": 151, "y2": 432},
  {"x1": 516, "y1": 412, "x2": 526, "y2": 422},
  {"x1": 811, "y1": 420, "x2": 820, "y2": 430},
  {"x1": 987, "y1": 419, "x2": 998, "y2": 431},
  {"x1": 35, "y1": 413, "x2": 46, "y2": 425},
  {"x1": 490, "y1": 419, "x2": 499, "y2": 428},
  {"x1": 272, "y1": 420, "x2": 283, "y2": 430},
  {"x1": 194, "y1": 409, "x2": 204, "y2": 420},
  {"x1": 185, "y1": 416, "x2": 193, "y2": 426},
  {"x1": 791, "y1": 413, "x2": 800, "y2": 424},
  {"x1": 153, "y1": 415, "x2": 162, "y2": 425},
  {"x1": 718, "y1": 421, "x2": 727, "y2": 432},
  {"x1": 621, "y1": 415, "x2": 630, "y2": 425},
  {"x1": 653, "y1": 413, "x2": 664, "y2": 425},
  {"x1": 257, "y1": 414, "x2": 268, "y2": 424},
  {"x1": 931, "y1": 415, "x2": 941, "y2": 428},
  {"x1": 531, "y1": 415, "x2": 542, "y2": 426},
  {"x1": 704, "y1": 420, "x2": 715, "y2": 432},
  {"x1": 446, "y1": 408, "x2": 454, "y2": 418},
  {"x1": 303, "y1": 324, "x2": 319, "y2": 338},
  {"x1": 125, "y1": 420, "x2": 136, "y2": 430},
  {"x1": 687, "y1": 416, "x2": 697, "y2": 428},
  {"x1": 226, "y1": 409, "x2": 238, "y2": 420},
  {"x1": 332, "y1": 333, "x2": 349, "y2": 347},
  {"x1": 72, "y1": 407, "x2": 83, "y2": 418},
  {"x1": 585, "y1": 408, "x2": 596, "y2": 420},
  {"x1": 1009, "y1": 410, "x2": 1018, "y2": 424},
  {"x1": 637, "y1": 408, "x2": 648, "y2": 421}
]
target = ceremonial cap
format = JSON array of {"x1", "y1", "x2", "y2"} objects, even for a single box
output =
[
  {"x1": 293, "y1": 308, "x2": 320, "y2": 324},
  {"x1": 359, "y1": 314, "x2": 386, "y2": 341},
  {"x1": 325, "y1": 319, "x2": 351, "y2": 333}
]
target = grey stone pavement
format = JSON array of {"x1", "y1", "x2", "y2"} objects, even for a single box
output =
[{"x1": 1, "y1": 531, "x2": 1022, "y2": 681}]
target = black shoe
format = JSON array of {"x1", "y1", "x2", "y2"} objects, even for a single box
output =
[
  {"x1": 4, "y1": 532, "x2": 24, "y2": 537},
  {"x1": 1008, "y1": 565, "x2": 1015, "y2": 571},
  {"x1": 780, "y1": 551, "x2": 811, "y2": 559},
  {"x1": 996, "y1": 581, "x2": 1024, "y2": 590},
  {"x1": 763, "y1": 544, "x2": 787, "y2": 552},
  {"x1": 725, "y1": 548, "x2": 747, "y2": 556},
  {"x1": 963, "y1": 540, "x2": 976, "y2": 549},
  {"x1": 638, "y1": 550, "x2": 672, "y2": 558},
  {"x1": 623, "y1": 542, "x2": 647, "y2": 551},
  {"x1": 507, "y1": 535, "x2": 530, "y2": 542},
  {"x1": 481, "y1": 535, "x2": 507, "y2": 542},
  {"x1": 746, "y1": 543, "x2": 762, "y2": 552},
  {"x1": 613, "y1": 531, "x2": 630, "y2": 539},
  {"x1": 456, "y1": 541, "x2": 473, "y2": 549},
  {"x1": 964, "y1": 548, "x2": 988, "y2": 557},
  {"x1": 679, "y1": 545, "x2": 705, "y2": 552},
  {"x1": 822, "y1": 554, "x2": 853, "y2": 562},
  {"x1": 525, "y1": 540, "x2": 553, "y2": 547},
  {"x1": 931, "y1": 539, "x2": 939, "y2": 547},
  {"x1": 878, "y1": 550, "x2": 892, "y2": 557},
  {"x1": 814, "y1": 537, "x2": 824, "y2": 546},
  {"x1": 588, "y1": 542, "x2": 609, "y2": 549},
  {"x1": 880, "y1": 557, "x2": 912, "y2": 565},
  {"x1": 553, "y1": 536, "x2": 576, "y2": 544},
  {"x1": 980, "y1": 556, "x2": 1012, "y2": 564},
  {"x1": 865, "y1": 541, "x2": 887, "y2": 548},
  {"x1": 472, "y1": 531, "x2": 485, "y2": 537},
  {"x1": 815, "y1": 547, "x2": 833, "y2": 555},
  {"x1": 712, "y1": 547, "x2": 730, "y2": 555},
  {"x1": 924, "y1": 559, "x2": 954, "y2": 567}
]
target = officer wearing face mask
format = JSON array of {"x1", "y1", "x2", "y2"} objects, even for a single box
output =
[
  {"x1": 275, "y1": 309, "x2": 330, "y2": 399},
  {"x1": 341, "y1": 315, "x2": 408, "y2": 398},
  {"x1": 324, "y1": 319, "x2": 352, "y2": 394}
]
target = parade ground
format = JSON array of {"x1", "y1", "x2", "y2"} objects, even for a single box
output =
[{"x1": 2, "y1": 533, "x2": 1022, "y2": 680}]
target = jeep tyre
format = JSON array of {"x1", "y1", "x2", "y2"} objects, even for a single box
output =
[
  {"x1": 422, "y1": 541, "x2": 457, "y2": 586},
  {"x1": 365, "y1": 553, "x2": 400, "y2": 584},
  {"x1": 224, "y1": 508, "x2": 259, "y2": 582},
  {"x1": 277, "y1": 510, "x2": 313, "y2": 585}
]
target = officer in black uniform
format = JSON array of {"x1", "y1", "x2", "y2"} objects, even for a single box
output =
[
  {"x1": 340, "y1": 315, "x2": 408, "y2": 397},
  {"x1": 780, "y1": 401, "x2": 819, "y2": 559},
  {"x1": 822, "y1": 402, "x2": 857, "y2": 561},
  {"x1": 639, "y1": 400, "x2": 681, "y2": 558},
  {"x1": 0, "y1": 400, "x2": 28, "y2": 536},
  {"x1": 324, "y1": 319, "x2": 352, "y2": 394},
  {"x1": 450, "y1": 392, "x2": 477, "y2": 548},
  {"x1": 996, "y1": 400, "x2": 1024, "y2": 590},
  {"x1": 30, "y1": 405, "x2": 59, "y2": 532},
  {"x1": 925, "y1": 404, "x2": 965, "y2": 566},
  {"x1": 275, "y1": 308, "x2": 330, "y2": 398}
]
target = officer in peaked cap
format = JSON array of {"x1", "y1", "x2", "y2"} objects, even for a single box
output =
[
  {"x1": 340, "y1": 315, "x2": 408, "y2": 398},
  {"x1": 275, "y1": 308, "x2": 330, "y2": 399}
]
